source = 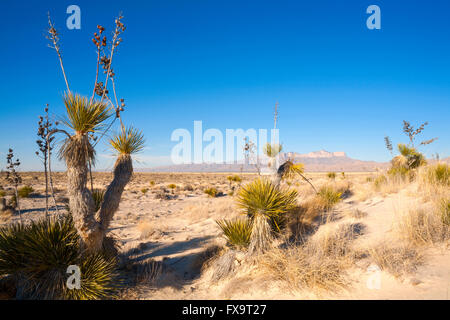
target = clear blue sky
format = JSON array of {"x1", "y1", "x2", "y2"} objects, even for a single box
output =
[{"x1": 0, "y1": 0, "x2": 449, "y2": 171}]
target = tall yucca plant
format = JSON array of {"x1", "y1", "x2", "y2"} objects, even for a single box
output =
[
  {"x1": 237, "y1": 178, "x2": 298, "y2": 254},
  {"x1": 45, "y1": 15, "x2": 144, "y2": 255}
]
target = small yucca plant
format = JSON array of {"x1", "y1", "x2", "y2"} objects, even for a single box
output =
[
  {"x1": 237, "y1": 178, "x2": 298, "y2": 228},
  {"x1": 110, "y1": 126, "x2": 145, "y2": 155},
  {"x1": 0, "y1": 215, "x2": 119, "y2": 300},
  {"x1": 216, "y1": 218, "x2": 252, "y2": 249},
  {"x1": 92, "y1": 189, "x2": 105, "y2": 212},
  {"x1": 237, "y1": 178, "x2": 298, "y2": 255}
]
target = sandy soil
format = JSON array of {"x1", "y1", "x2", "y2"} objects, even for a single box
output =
[{"x1": 0, "y1": 171, "x2": 448, "y2": 300}]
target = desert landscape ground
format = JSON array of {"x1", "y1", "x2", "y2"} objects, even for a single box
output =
[{"x1": 1, "y1": 168, "x2": 448, "y2": 300}]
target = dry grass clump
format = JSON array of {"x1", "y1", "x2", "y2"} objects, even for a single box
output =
[
  {"x1": 137, "y1": 220, "x2": 154, "y2": 239},
  {"x1": 396, "y1": 204, "x2": 450, "y2": 246},
  {"x1": 367, "y1": 243, "x2": 423, "y2": 278},
  {"x1": 316, "y1": 185, "x2": 342, "y2": 211},
  {"x1": 259, "y1": 222, "x2": 363, "y2": 292},
  {"x1": 424, "y1": 163, "x2": 449, "y2": 186}
]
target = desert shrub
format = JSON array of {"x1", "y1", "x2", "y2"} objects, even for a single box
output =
[
  {"x1": 373, "y1": 175, "x2": 387, "y2": 190},
  {"x1": 440, "y1": 198, "x2": 450, "y2": 226},
  {"x1": 397, "y1": 207, "x2": 449, "y2": 245},
  {"x1": 425, "y1": 163, "x2": 449, "y2": 186},
  {"x1": 204, "y1": 187, "x2": 219, "y2": 198},
  {"x1": 140, "y1": 188, "x2": 149, "y2": 195},
  {"x1": 149, "y1": 180, "x2": 156, "y2": 186},
  {"x1": 0, "y1": 215, "x2": 119, "y2": 299},
  {"x1": 237, "y1": 178, "x2": 298, "y2": 232},
  {"x1": 92, "y1": 189, "x2": 105, "y2": 212},
  {"x1": 216, "y1": 218, "x2": 252, "y2": 249},
  {"x1": 0, "y1": 190, "x2": 5, "y2": 198},
  {"x1": 183, "y1": 184, "x2": 194, "y2": 191},
  {"x1": 327, "y1": 172, "x2": 336, "y2": 180},
  {"x1": 167, "y1": 184, "x2": 177, "y2": 193},
  {"x1": 317, "y1": 186, "x2": 342, "y2": 211},
  {"x1": 368, "y1": 243, "x2": 423, "y2": 278},
  {"x1": 18, "y1": 186, "x2": 34, "y2": 198}
]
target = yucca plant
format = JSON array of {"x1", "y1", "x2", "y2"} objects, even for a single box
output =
[
  {"x1": 277, "y1": 160, "x2": 317, "y2": 193},
  {"x1": 92, "y1": 189, "x2": 105, "y2": 212},
  {"x1": 216, "y1": 218, "x2": 252, "y2": 249},
  {"x1": 0, "y1": 215, "x2": 119, "y2": 299},
  {"x1": 45, "y1": 15, "x2": 142, "y2": 255},
  {"x1": 237, "y1": 178, "x2": 298, "y2": 254},
  {"x1": 109, "y1": 126, "x2": 145, "y2": 155}
]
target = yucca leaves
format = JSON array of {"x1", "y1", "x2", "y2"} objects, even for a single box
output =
[
  {"x1": 92, "y1": 189, "x2": 105, "y2": 212},
  {"x1": 62, "y1": 93, "x2": 112, "y2": 134},
  {"x1": 110, "y1": 126, "x2": 145, "y2": 155},
  {"x1": 216, "y1": 218, "x2": 252, "y2": 249},
  {"x1": 0, "y1": 215, "x2": 119, "y2": 300},
  {"x1": 263, "y1": 143, "x2": 283, "y2": 158},
  {"x1": 237, "y1": 178, "x2": 298, "y2": 231}
]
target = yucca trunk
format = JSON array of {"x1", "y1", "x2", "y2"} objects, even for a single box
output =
[
  {"x1": 98, "y1": 154, "x2": 133, "y2": 232},
  {"x1": 65, "y1": 135, "x2": 101, "y2": 252},
  {"x1": 65, "y1": 135, "x2": 133, "y2": 253},
  {"x1": 248, "y1": 214, "x2": 273, "y2": 255}
]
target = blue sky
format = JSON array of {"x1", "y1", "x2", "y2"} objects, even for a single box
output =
[{"x1": 0, "y1": 0, "x2": 449, "y2": 171}]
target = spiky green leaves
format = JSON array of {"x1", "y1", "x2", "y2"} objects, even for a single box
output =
[
  {"x1": 0, "y1": 216, "x2": 119, "y2": 300},
  {"x1": 237, "y1": 178, "x2": 298, "y2": 229},
  {"x1": 110, "y1": 126, "x2": 145, "y2": 155},
  {"x1": 216, "y1": 218, "x2": 252, "y2": 249},
  {"x1": 62, "y1": 93, "x2": 112, "y2": 134},
  {"x1": 397, "y1": 143, "x2": 426, "y2": 169}
]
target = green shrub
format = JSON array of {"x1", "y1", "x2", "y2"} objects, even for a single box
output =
[
  {"x1": 204, "y1": 187, "x2": 219, "y2": 198},
  {"x1": 149, "y1": 180, "x2": 156, "y2": 186},
  {"x1": 18, "y1": 186, "x2": 34, "y2": 198},
  {"x1": 216, "y1": 218, "x2": 252, "y2": 249},
  {"x1": 373, "y1": 175, "x2": 388, "y2": 189},
  {"x1": 92, "y1": 189, "x2": 105, "y2": 212},
  {"x1": 327, "y1": 172, "x2": 336, "y2": 180},
  {"x1": 140, "y1": 188, "x2": 149, "y2": 195},
  {"x1": 237, "y1": 178, "x2": 298, "y2": 231},
  {"x1": 0, "y1": 190, "x2": 5, "y2": 198},
  {"x1": 317, "y1": 186, "x2": 342, "y2": 211},
  {"x1": 426, "y1": 163, "x2": 449, "y2": 186},
  {"x1": 0, "y1": 215, "x2": 119, "y2": 300}
]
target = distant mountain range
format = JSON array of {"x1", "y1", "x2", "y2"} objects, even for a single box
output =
[{"x1": 139, "y1": 150, "x2": 393, "y2": 173}]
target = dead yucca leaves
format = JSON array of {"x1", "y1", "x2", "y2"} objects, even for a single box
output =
[{"x1": 110, "y1": 126, "x2": 145, "y2": 155}]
